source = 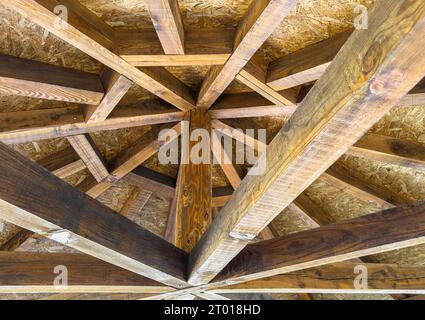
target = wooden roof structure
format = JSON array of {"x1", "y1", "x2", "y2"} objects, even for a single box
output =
[{"x1": 1, "y1": 0, "x2": 425, "y2": 300}]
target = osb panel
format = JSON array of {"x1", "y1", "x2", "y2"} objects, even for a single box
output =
[
  {"x1": 0, "y1": 3, "x2": 101, "y2": 72},
  {"x1": 263, "y1": 0, "x2": 376, "y2": 62}
]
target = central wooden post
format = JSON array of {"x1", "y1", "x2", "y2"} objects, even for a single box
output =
[{"x1": 176, "y1": 109, "x2": 212, "y2": 252}]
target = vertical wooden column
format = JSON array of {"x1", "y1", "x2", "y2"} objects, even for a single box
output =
[{"x1": 176, "y1": 109, "x2": 212, "y2": 252}]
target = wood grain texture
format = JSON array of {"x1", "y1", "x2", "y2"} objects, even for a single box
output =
[
  {"x1": 0, "y1": 142, "x2": 189, "y2": 288},
  {"x1": 86, "y1": 123, "x2": 183, "y2": 198},
  {"x1": 0, "y1": 53, "x2": 104, "y2": 105},
  {"x1": 237, "y1": 56, "x2": 297, "y2": 106},
  {"x1": 214, "y1": 202, "x2": 425, "y2": 284},
  {"x1": 213, "y1": 262, "x2": 425, "y2": 295},
  {"x1": 176, "y1": 110, "x2": 212, "y2": 252},
  {"x1": 67, "y1": 134, "x2": 109, "y2": 182},
  {"x1": 85, "y1": 69, "x2": 133, "y2": 123},
  {"x1": 120, "y1": 188, "x2": 152, "y2": 217},
  {"x1": 187, "y1": 0, "x2": 425, "y2": 285},
  {"x1": 209, "y1": 92, "x2": 297, "y2": 119},
  {"x1": 37, "y1": 146, "x2": 86, "y2": 179},
  {"x1": 347, "y1": 133, "x2": 425, "y2": 171},
  {"x1": 0, "y1": 102, "x2": 185, "y2": 144},
  {"x1": 197, "y1": 0, "x2": 297, "y2": 108},
  {"x1": 144, "y1": 0, "x2": 185, "y2": 54},
  {"x1": 0, "y1": 229, "x2": 34, "y2": 251},
  {"x1": 0, "y1": 252, "x2": 172, "y2": 294},
  {"x1": 3, "y1": 0, "x2": 195, "y2": 111},
  {"x1": 117, "y1": 28, "x2": 233, "y2": 66}
]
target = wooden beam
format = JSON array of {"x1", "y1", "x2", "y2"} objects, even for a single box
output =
[
  {"x1": 347, "y1": 133, "x2": 425, "y2": 171},
  {"x1": 116, "y1": 28, "x2": 233, "y2": 66},
  {"x1": 213, "y1": 262, "x2": 425, "y2": 295},
  {"x1": 84, "y1": 69, "x2": 133, "y2": 123},
  {"x1": 0, "y1": 252, "x2": 172, "y2": 294},
  {"x1": 267, "y1": 31, "x2": 351, "y2": 90},
  {"x1": 120, "y1": 188, "x2": 152, "y2": 217},
  {"x1": 0, "y1": 102, "x2": 185, "y2": 144},
  {"x1": 236, "y1": 56, "x2": 297, "y2": 106},
  {"x1": 4, "y1": 0, "x2": 195, "y2": 111},
  {"x1": 0, "y1": 142, "x2": 189, "y2": 288},
  {"x1": 37, "y1": 146, "x2": 86, "y2": 179},
  {"x1": 86, "y1": 123, "x2": 183, "y2": 198},
  {"x1": 176, "y1": 110, "x2": 212, "y2": 252},
  {"x1": 0, "y1": 53, "x2": 104, "y2": 105},
  {"x1": 67, "y1": 134, "x2": 109, "y2": 182},
  {"x1": 214, "y1": 202, "x2": 425, "y2": 284},
  {"x1": 187, "y1": 0, "x2": 425, "y2": 285},
  {"x1": 0, "y1": 229, "x2": 34, "y2": 251},
  {"x1": 165, "y1": 165, "x2": 182, "y2": 245},
  {"x1": 209, "y1": 92, "x2": 297, "y2": 119},
  {"x1": 211, "y1": 119, "x2": 267, "y2": 153},
  {"x1": 144, "y1": 0, "x2": 185, "y2": 54},
  {"x1": 197, "y1": 0, "x2": 297, "y2": 108}
]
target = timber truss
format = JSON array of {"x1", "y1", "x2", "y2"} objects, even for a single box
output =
[{"x1": 1, "y1": 0, "x2": 425, "y2": 300}]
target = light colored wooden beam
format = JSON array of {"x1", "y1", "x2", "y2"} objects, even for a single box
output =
[
  {"x1": 214, "y1": 202, "x2": 425, "y2": 285},
  {"x1": 0, "y1": 53, "x2": 104, "y2": 105},
  {"x1": 67, "y1": 134, "x2": 109, "y2": 182},
  {"x1": 347, "y1": 133, "x2": 425, "y2": 172},
  {"x1": 176, "y1": 110, "x2": 212, "y2": 252},
  {"x1": 144, "y1": 0, "x2": 185, "y2": 54},
  {"x1": 237, "y1": 56, "x2": 297, "y2": 106},
  {"x1": 4, "y1": 0, "x2": 195, "y2": 111},
  {"x1": 37, "y1": 146, "x2": 86, "y2": 179},
  {"x1": 116, "y1": 28, "x2": 233, "y2": 66},
  {"x1": 84, "y1": 69, "x2": 133, "y2": 123},
  {"x1": 212, "y1": 262, "x2": 425, "y2": 295},
  {"x1": 187, "y1": 0, "x2": 425, "y2": 285},
  {"x1": 209, "y1": 92, "x2": 297, "y2": 119},
  {"x1": 0, "y1": 102, "x2": 185, "y2": 144},
  {"x1": 197, "y1": 0, "x2": 297, "y2": 108},
  {"x1": 267, "y1": 30, "x2": 351, "y2": 90},
  {"x1": 0, "y1": 142, "x2": 189, "y2": 288},
  {"x1": 86, "y1": 123, "x2": 183, "y2": 198},
  {"x1": 0, "y1": 252, "x2": 173, "y2": 294}
]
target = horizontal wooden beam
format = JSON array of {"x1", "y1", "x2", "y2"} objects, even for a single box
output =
[
  {"x1": 209, "y1": 92, "x2": 297, "y2": 119},
  {"x1": 187, "y1": 0, "x2": 425, "y2": 285},
  {"x1": 3, "y1": 0, "x2": 195, "y2": 111},
  {"x1": 117, "y1": 28, "x2": 233, "y2": 66},
  {"x1": 0, "y1": 252, "x2": 172, "y2": 294},
  {"x1": 0, "y1": 101, "x2": 185, "y2": 144},
  {"x1": 213, "y1": 262, "x2": 425, "y2": 295},
  {"x1": 0, "y1": 53, "x2": 104, "y2": 105},
  {"x1": 215, "y1": 201, "x2": 425, "y2": 285},
  {"x1": 0, "y1": 142, "x2": 189, "y2": 288},
  {"x1": 197, "y1": 0, "x2": 297, "y2": 108},
  {"x1": 37, "y1": 146, "x2": 86, "y2": 179}
]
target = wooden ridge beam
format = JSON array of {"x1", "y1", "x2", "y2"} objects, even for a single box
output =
[
  {"x1": 0, "y1": 53, "x2": 104, "y2": 105},
  {"x1": 212, "y1": 262, "x2": 425, "y2": 295},
  {"x1": 4, "y1": 0, "x2": 195, "y2": 111},
  {"x1": 187, "y1": 0, "x2": 425, "y2": 285},
  {"x1": 0, "y1": 142, "x2": 189, "y2": 288},
  {"x1": 0, "y1": 252, "x2": 172, "y2": 294},
  {"x1": 0, "y1": 101, "x2": 185, "y2": 144},
  {"x1": 197, "y1": 0, "x2": 297, "y2": 108},
  {"x1": 116, "y1": 28, "x2": 233, "y2": 67},
  {"x1": 144, "y1": 0, "x2": 185, "y2": 54},
  {"x1": 214, "y1": 201, "x2": 425, "y2": 285},
  {"x1": 67, "y1": 134, "x2": 109, "y2": 182}
]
